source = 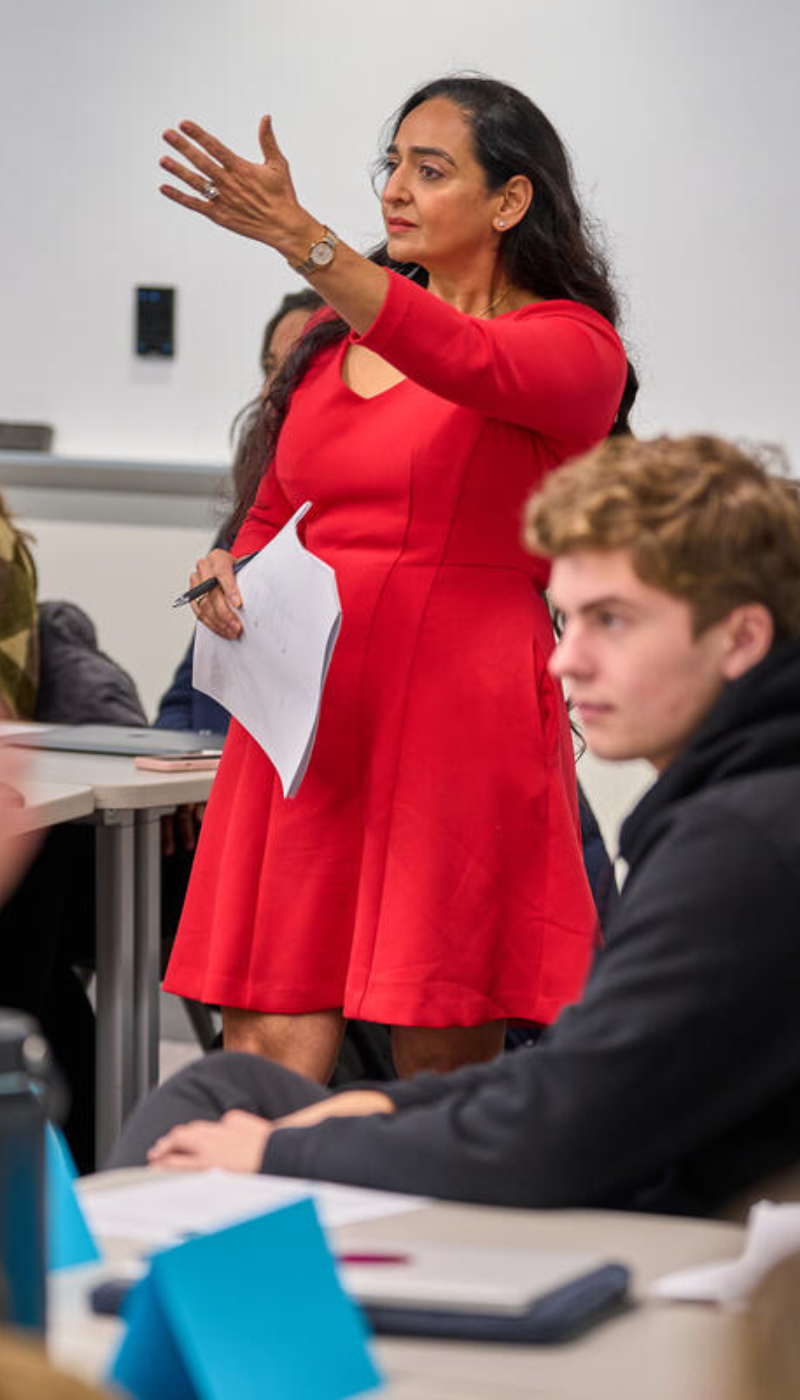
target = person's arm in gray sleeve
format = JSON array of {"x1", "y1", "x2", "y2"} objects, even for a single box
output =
[{"x1": 262, "y1": 806, "x2": 800, "y2": 1208}]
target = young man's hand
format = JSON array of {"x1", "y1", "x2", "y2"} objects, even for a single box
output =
[
  {"x1": 148, "y1": 1110, "x2": 273, "y2": 1171},
  {"x1": 147, "y1": 1092, "x2": 395, "y2": 1173}
]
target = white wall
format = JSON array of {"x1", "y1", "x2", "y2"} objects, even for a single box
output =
[
  {"x1": 2, "y1": 0, "x2": 798, "y2": 806},
  {"x1": 3, "y1": 0, "x2": 798, "y2": 462}
]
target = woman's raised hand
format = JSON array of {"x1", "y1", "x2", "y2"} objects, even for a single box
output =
[
  {"x1": 190, "y1": 548, "x2": 243, "y2": 639},
  {"x1": 159, "y1": 116, "x2": 310, "y2": 251}
]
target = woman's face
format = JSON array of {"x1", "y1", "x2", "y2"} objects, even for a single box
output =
[
  {"x1": 381, "y1": 97, "x2": 501, "y2": 275},
  {"x1": 262, "y1": 308, "x2": 316, "y2": 386}
]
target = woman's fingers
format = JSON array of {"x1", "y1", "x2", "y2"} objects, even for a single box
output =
[
  {"x1": 159, "y1": 155, "x2": 215, "y2": 198},
  {"x1": 188, "y1": 550, "x2": 243, "y2": 638},
  {"x1": 208, "y1": 549, "x2": 243, "y2": 607},
  {"x1": 192, "y1": 594, "x2": 241, "y2": 637},
  {"x1": 159, "y1": 183, "x2": 218, "y2": 217},
  {"x1": 160, "y1": 114, "x2": 302, "y2": 246},
  {"x1": 178, "y1": 120, "x2": 240, "y2": 170},
  {"x1": 162, "y1": 126, "x2": 225, "y2": 182},
  {"x1": 191, "y1": 590, "x2": 242, "y2": 637},
  {"x1": 257, "y1": 114, "x2": 283, "y2": 164},
  {"x1": 159, "y1": 157, "x2": 223, "y2": 218}
]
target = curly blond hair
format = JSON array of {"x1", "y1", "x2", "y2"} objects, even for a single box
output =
[{"x1": 525, "y1": 434, "x2": 800, "y2": 641}]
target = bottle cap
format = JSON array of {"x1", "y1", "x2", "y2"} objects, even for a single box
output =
[{"x1": 0, "y1": 1009, "x2": 44, "y2": 1077}]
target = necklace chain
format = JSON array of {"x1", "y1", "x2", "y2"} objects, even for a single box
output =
[{"x1": 476, "y1": 286, "x2": 511, "y2": 319}]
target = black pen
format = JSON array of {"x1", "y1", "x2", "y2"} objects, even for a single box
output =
[{"x1": 172, "y1": 552, "x2": 259, "y2": 610}]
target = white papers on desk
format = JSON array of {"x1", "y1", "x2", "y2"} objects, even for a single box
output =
[
  {"x1": 80, "y1": 1170, "x2": 425, "y2": 1250},
  {"x1": 651, "y1": 1200, "x2": 800, "y2": 1306},
  {"x1": 193, "y1": 503, "x2": 341, "y2": 798}
]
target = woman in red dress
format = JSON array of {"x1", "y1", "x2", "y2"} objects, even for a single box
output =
[{"x1": 160, "y1": 76, "x2": 635, "y2": 1082}]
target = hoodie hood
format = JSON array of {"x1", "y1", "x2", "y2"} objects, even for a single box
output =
[{"x1": 619, "y1": 639, "x2": 800, "y2": 869}]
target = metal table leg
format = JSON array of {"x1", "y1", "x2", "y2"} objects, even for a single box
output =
[
  {"x1": 133, "y1": 807, "x2": 169, "y2": 1101},
  {"x1": 94, "y1": 810, "x2": 136, "y2": 1165}
]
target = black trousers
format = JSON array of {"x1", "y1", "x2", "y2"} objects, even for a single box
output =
[
  {"x1": 107, "y1": 1052, "x2": 330, "y2": 1169},
  {"x1": 0, "y1": 824, "x2": 203, "y2": 1174},
  {"x1": 0, "y1": 826, "x2": 97, "y2": 1172}
]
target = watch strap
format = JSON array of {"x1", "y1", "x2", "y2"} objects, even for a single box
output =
[{"x1": 291, "y1": 226, "x2": 339, "y2": 275}]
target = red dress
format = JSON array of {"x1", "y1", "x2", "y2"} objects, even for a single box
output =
[{"x1": 163, "y1": 273, "x2": 627, "y2": 1027}]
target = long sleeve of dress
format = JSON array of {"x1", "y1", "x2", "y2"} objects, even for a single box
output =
[
  {"x1": 262, "y1": 802, "x2": 800, "y2": 1210},
  {"x1": 354, "y1": 271, "x2": 627, "y2": 445},
  {"x1": 232, "y1": 457, "x2": 297, "y2": 557}
]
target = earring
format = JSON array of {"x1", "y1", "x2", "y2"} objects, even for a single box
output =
[{"x1": 496, "y1": 220, "x2": 506, "y2": 229}]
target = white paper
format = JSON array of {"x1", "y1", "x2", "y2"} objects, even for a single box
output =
[
  {"x1": 193, "y1": 503, "x2": 341, "y2": 797},
  {"x1": 80, "y1": 1170, "x2": 425, "y2": 1249},
  {"x1": 650, "y1": 1200, "x2": 800, "y2": 1306}
]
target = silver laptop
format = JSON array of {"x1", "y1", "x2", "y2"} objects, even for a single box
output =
[
  {"x1": 16, "y1": 725, "x2": 226, "y2": 757},
  {"x1": 340, "y1": 1242, "x2": 618, "y2": 1314}
]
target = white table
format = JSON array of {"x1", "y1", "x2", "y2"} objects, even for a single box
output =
[
  {"x1": 14, "y1": 778, "x2": 95, "y2": 831},
  {"x1": 50, "y1": 1178, "x2": 748, "y2": 1400},
  {"x1": 25, "y1": 750, "x2": 218, "y2": 1161}
]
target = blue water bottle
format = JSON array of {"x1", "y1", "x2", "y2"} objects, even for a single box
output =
[{"x1": 0, "y1": 1009, "x2": 57, "y2": 1331}]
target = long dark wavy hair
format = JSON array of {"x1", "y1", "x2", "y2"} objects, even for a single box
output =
[
  {"x1": 223, "y1": 288, "x2": 323, "y2": 541},
  {"x1": 226, "y1": 75, "x2": 638, "y2": 539}
]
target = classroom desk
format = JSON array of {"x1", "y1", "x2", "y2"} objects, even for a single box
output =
[
  {"x1": 50, "y1": 1175, "x2": 747, "y2": 1400},
  {"x1": 24, "y1": 749, "x2": 217, "y2": 1162},
  {"x1": 14, "y1": 778, "x2": 95, "y2": 831}
]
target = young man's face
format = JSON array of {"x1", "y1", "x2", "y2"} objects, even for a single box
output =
[{"x1": 548, "y1": 548, "x2": 735, "y2": 771}]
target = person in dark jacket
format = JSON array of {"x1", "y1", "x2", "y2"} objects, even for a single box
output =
[
  {"x1": 1, "y1": 596, "x2": 148, "y2": 1172},
  {"x1": 35, "y1": 601, "x2": 147, "y2": 728},
  {"x1": 111, "y1": 433, "x2": 800, "y2": 1216}
]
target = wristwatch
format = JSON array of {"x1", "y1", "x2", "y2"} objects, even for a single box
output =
[{"x1": 292, "y1": 226, "x2": 339, "y2": 275}]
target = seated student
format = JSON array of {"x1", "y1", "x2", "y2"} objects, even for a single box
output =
[
  {"x1": 0, "y1": 493, "x2": 148, "y2": 1173},
  {"x1": 0, "y1": 494, "x2": 38, "y2": 720},
  {"x1": 110, "y1": 433, "x2": 800, "y2": 1215}
]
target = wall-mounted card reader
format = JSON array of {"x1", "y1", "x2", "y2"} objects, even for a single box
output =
[{"x1": 135, "y1": 286, "x2": 175, "y2": 357}]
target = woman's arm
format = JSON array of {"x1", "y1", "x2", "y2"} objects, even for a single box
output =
[
  {"x1": 354, "y1": 276, "x2": 627, "y2": 442},
  {"x1": 232, "y1": 453, "x2": 298, "y2": 556},
  {"x1": 161, "y1": 119, "x2": 626, "y2": 445},
  {"x1": 186, "y1": 459, "x2": 300, "y2": 638}
]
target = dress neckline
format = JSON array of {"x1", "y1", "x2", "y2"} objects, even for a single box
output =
[{"x1": 338, "y1": 338, "x2": 408, "y2": 403}]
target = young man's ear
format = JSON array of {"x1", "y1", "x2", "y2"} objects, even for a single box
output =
[{"x1": 720, "y1": 604, "x2": 775, "y2": 680}]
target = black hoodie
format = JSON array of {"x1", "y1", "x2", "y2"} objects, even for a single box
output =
[{"x1": 264, "y1": 641, "x2": 800, "y2": 1215}]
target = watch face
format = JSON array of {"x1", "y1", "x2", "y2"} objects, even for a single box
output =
[{"x1": 310, "y1": 240, "x2": 335, "y2": 268}]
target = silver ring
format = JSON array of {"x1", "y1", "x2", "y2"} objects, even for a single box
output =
[{"x1": 203, "y1": 181, "x2": 219, "y2": 201}]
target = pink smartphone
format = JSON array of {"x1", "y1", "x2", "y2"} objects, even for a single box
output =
[{"x1": 134, "y1": 754, "x2": 221, "y2": 772}]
